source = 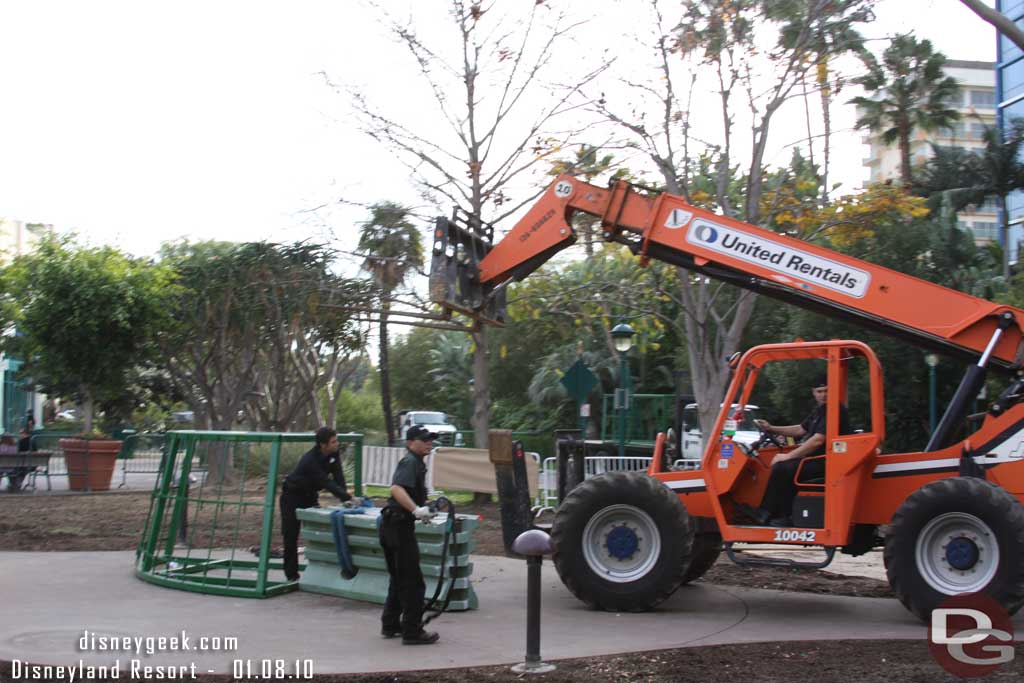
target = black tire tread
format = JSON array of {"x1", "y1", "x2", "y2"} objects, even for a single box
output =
[
  {"x1": 551, "y1": 471, "x2": 693, "y2": 612},
  {"x1": 681, "y1": 532, "x2": 722, "y2": 585},
  {"x1": 884, "y1": 477, "x2": 1024, "y2": 621}
]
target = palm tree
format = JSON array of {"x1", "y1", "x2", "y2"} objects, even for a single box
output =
[
  {"x1": 767, "y1": 0, "x2": 874, "y2": 201},
  {"x1": 918, "y1": 120, "x2": 1024, "y2": 281},
  {"x1": 358, "y1": 202, "x2": 423, "y2": 445},
  {"x1": 850, "y1": 34, "x2": 961, "y2": 188}
]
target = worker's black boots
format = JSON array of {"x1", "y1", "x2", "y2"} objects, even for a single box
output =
[{"x1": 402, "y1": 630, "x2": 440, "y2": 645}]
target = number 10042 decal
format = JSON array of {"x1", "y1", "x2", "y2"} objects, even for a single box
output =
[{"x1": 774, "y1": 529, "x2": 816, "y2": 542}]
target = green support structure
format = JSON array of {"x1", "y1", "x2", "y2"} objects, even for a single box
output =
[
  {"x1": 255, "y1": 438, "x2": 282, "y2": 594},
  {"x1": 135, "y1": 430, "x2": 364, "y2": 599},
  {"x1": 352, "y1": 439, "x2": 363, "y2": 497},
  {"x1": 162, "y1": 438, "x2": 196, "y2": 558},
  {"x1": 140, "y1": 433, "x2": 179, "y2": 572}
]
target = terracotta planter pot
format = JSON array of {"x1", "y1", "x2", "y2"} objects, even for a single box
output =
[{"x1": 60, "y1": 438, "x2": 122, "y2": 491}]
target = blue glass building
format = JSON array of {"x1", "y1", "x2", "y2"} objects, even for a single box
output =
[{"x1": 997, "y1": 0, "x2": 1024, "y2": 267}]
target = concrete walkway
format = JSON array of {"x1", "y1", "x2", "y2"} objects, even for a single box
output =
[{"x1": 4, "y1": 551, "x2": 1020, "y2": 675}]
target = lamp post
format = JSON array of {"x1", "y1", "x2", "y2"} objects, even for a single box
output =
[
  {"x1": 611, "y1": 322, "x2": 635, "y2": 460},
  {"x1": 925, "y1": 353, "x2": 939, "y2": 435}
]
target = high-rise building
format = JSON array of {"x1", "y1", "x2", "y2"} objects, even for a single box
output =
[
  {"x1": 860, "y1": 60, "x2": 998, "y2": 245},
  {"x1": 997, "y1": 0, "x2": 1024, "y2": 267},
  {"x1": 0, "y1": 218, "x2": 49, "y2": 265}
]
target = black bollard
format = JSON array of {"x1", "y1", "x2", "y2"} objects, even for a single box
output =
[{"x1": 510, "y1": 530, "x2": 556, "y2": 674}]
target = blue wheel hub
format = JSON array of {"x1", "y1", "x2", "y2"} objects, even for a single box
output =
[
  {"x1": 945, "y1": 536, "x2": 980, "y2": 571},
  {"x1": 606, "y1": 525, "x2": 640, "y2": 560}
]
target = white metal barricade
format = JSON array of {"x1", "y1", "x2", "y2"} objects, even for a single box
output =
[
  {"x1": 536, "y1": 455, "x2": 703, "y2": 509},
  {"x1": 361, "y1": 445, "x2": 406, "y2": 488}
]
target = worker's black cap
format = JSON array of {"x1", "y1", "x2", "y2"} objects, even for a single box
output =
[
  {"x1": 812, "y1": 374, "x2": 828, "y2": 389},
  {"x1": 406, "y1": 425, "x2": 439, "y2": 442}
]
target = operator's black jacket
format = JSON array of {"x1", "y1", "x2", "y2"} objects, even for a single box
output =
[{"x1": 282, "y1": 446, "x2": 352, "y2": 506}]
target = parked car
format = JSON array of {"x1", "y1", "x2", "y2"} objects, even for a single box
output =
[{"x1": 396, "y1": 410, "x2": 463, "y2": 446}]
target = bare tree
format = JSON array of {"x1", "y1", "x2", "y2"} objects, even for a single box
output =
[
  {"x1": 591, "y1": 0, "x2": 873, "y2": 433},
  {"x1": 334, "y1": 0, "x2": 608, "y2": 448}
]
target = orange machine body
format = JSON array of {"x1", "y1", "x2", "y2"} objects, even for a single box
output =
[{"x1": 439, "y1": 174, "x2": 1024, "y2": 548}]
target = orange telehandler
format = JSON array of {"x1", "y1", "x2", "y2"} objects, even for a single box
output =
[{"x1": 428, "y1": 176, "x2": 1024, "y2": 621}]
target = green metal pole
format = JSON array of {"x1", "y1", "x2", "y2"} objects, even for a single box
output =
[
  {"x1": 618, "y1": 351, "x2": 627, "y2": 460},
  {"x1": 141, "y1": 433, "x2": 179, "y2": 571},
  {"x1": 353, "y1": 436, "x2": 363, "y2": 497},
  {"x1": 255, "y1": 437, "x2": 282, "y2": 594},
  {"x1": 929, "y1": 364, "x2": 937, "y2": 434},
  {"x1": 163, "y1": 437, "x2": 197, "y2": 559}
]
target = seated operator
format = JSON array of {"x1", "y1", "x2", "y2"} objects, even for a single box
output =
[{"x1": 746, "y1": 375, "x2": 849, "y2": 527}]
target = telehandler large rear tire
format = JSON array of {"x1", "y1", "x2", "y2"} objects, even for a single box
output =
[
  {"x1": 551, "y1": 471, "x2": 693, "y2": 612},
  {"x1": 884, "y1": 477, "x2": 1024, "y2": 622}
]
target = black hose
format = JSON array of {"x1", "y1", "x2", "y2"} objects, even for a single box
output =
[{"x1": 422, "y1": 496, "x2": 458, "y2": 625}]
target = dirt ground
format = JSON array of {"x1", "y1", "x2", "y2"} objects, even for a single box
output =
[
  {"x1": 3, "y1": 490, "x2": 999, "y2": 681},
  {"x1": 0, "y1": 490, "x2": 892, "y2": 597}
]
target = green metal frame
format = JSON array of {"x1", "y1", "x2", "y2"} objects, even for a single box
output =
[
  {"x1": 135, "y1": 430, "x2": 364, "y2": 598},
  {"x1": 600, "y1": 393, "x2": 673, "y2": 444}
]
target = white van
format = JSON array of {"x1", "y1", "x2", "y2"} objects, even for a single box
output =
[
  {"x1": 680, "y1": 403, "x2": 762, "y2": 461},
  {"x1": 397, "y1": 410, "x2": 464, "y2": 446}
]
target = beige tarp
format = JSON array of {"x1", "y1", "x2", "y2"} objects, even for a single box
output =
[{"x1": 431, "y1": 447, "x2": 538, "y2": 496}]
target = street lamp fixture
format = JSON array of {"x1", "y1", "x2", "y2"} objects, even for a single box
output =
[
  {"x1": 611, "y1": 323, "x2": 635, "y2": 353},
  {"x1": 611, "y1": 322, "x2": 636, "y2": 459}
]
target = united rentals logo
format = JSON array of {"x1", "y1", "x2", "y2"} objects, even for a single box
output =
[
  {"x1": 929, "y1": 593, "x2": 1015, "y2": 678},
  {"x1": 686, "y1": 218, "x2": 870, "y2": 298}
]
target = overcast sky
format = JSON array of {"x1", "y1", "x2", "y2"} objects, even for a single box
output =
[{"x1": 0, "y1": 0, "x2": 998, "y2": 261}]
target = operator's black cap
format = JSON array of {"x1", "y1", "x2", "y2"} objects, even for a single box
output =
[
  {"x1": 406, "y1": 425, "x2": 439, "y2": 442},
  {"x1": 812, "y1": 374, "x2": 828, "y2": 389}
]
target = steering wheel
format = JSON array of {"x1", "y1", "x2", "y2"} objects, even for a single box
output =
[{"x1": 755, "y1": 424, "x2": 787, "y2": 449}]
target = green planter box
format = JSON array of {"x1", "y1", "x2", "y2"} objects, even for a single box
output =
[{"x1": 296, "y1": 507, "x2": 479, "y2": 611}]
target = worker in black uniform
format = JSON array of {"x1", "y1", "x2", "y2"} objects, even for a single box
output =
[
  {"x1": 379, "y1": 424, "x2": 440, "y2": 645},
  {"x1": 280, "y1": 426, "x2": 352, "y2": 582},
  {"x1": 749, "y1": 375, "x2": 850, "y2": 526}
]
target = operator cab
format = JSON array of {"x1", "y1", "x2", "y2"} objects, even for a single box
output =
[{"x1": 704, "y1": 340, "x2": 884, "y2": 548}]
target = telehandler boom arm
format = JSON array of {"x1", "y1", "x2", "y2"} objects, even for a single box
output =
[{"x1": 435, "y1": 175, "x2": 1024, "y2": 371}]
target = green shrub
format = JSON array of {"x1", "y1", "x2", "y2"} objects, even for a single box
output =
[{"x1": 334, "y1": 388, "x2": 385, "y2": 435}]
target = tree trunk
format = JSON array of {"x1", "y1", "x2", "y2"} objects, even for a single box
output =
[
  {"x1": 960, "y1": 0, "x2": 1024, "y2": 52},
  {"x1": 819, "y1": 58, "x2": 832, "y2": 202},
  {"x1": 380, "y1": 300, "x2": 396, "y2": 446},
  {"x1": 899, "y1": 125, "x2": 913, "y2": 188},
  {"x1": 205, "y1": 415, "x2": 235, "y2": 485},
  {"x1": 471, "y1": 327, "x2": 489, "y2": 450}
]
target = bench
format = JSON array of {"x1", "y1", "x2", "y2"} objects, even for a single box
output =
[{"x1": 0, "y1": 451, "x2": 55, "y2": 492}]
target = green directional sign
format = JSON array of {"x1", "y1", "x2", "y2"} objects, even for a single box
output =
[{"x1": 561, "y1": 359, "x2": 598, "y2": 404}]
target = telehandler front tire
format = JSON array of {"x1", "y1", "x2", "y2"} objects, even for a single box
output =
[
  {"x1": 884, "y1": 477, "x2": 1024, "y2": 621},
  {"x1": 681, "y1": 532, "x2": 722, "y2": 585},
  {"x1": 551, "y1": 471, "x2": 693, "y2": 612}
]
